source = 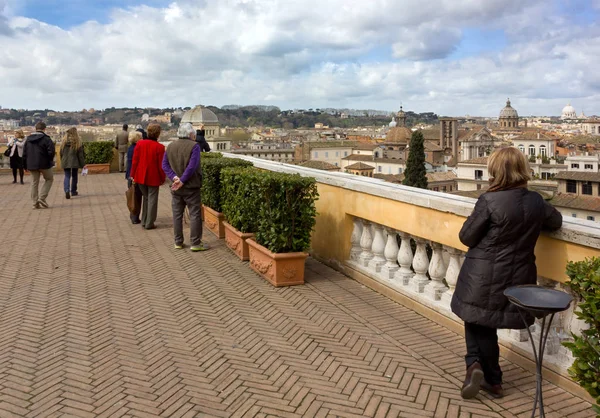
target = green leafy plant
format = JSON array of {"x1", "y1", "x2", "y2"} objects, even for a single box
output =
[
  {"x1": 562, "y1": 257, "x2": 600, "y2": 415},
  {"x1": 201, "y1": 157, "x2": 253, "y2": 212},
  {"x1": 254, "y1": 172, "x2": 319, "y2": 253},
  {"x1": 221, "y1": 167, "x2": 262, "y2": 233},
  {"x1": 202, "y1": 152, "x2": 223, "y2": 159},
  {"x1": 403, "y1": 130, "x2": 428, "y2": 189},
  {"x1": 83, "y1": 141, "x2": 115, "y2": 164}
]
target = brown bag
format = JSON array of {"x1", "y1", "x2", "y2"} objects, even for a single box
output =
[{"x1": 126, "y1": 184, "x2": 141, "y2": 214}]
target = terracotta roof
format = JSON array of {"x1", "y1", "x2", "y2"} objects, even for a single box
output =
[
  {"x1": 424, "y1": 141, "x2": 443, "y2": 152},
  {"x1": 353, "y1": 143, "x2": 379, "y2": 151},
  {"x1": 374, "y1": 171, "x2": 456, "y2": 184},
  {"x1": 459, "y1": 157, "x2": 489, "y2": 165},
  {"x1": 419, "y1": 129, "x2": 439, "y2": 141},
  {"x1": 298, "y1": 161, "x2": 340, "y2": 171},
  {"x1": 554, "y1": 171, "x2": 600, "y2": 182},
  {"x1": 385, "y1": 127, "x2": 412, "y2": 143},
  {"x1": 549, "y1": 193, "x2": 600, "y2": 212},
  {"x1": 343, "y1": 154, "x2": 373, "y2": 161},
  {"x1": 513, "y1": 131, "x2": 552, "y2": 140},
  {"x1": 345, "y1": 162, "x2": 375, "y2": 171},
  {"x1": 343, "y1": 154, "x2": 404, "y2": 164}
]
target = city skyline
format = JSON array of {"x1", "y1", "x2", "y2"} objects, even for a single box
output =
[{"x1": 0, "y1": 0, "x2": 599, "y2": 116}]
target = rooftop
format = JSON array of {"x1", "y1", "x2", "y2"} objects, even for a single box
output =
[
  {"x1": 554, "y1": 171, "x2": 600, "y2": 182},
  {"x1": 297, "y1": 160, "x2": 340, "y2": 170},
  {"x1": 0, "y1": 167, "x2": 596, "y2": 417},
  {"x1": 459, "y1": 156, "x2": 489, "y2": 165},
  {"x1": 549, "y1": 193, "x2": 600, "y2": 211}
]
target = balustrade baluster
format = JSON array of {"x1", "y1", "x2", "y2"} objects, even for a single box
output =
[
  {"x1": 380, "y1": 228, "x2": 399, "y2": 280},
  {"x1": 350, "y1": 218, "x2": 363, "y2": 262},
  {"x1": 358, "y1": 220, "x2": 374, "y2": 267},
  {"x1": 425, "y1": 242, "x2": 448, "y2": 301},
  {"x1": 368, "y1": 224, "x2": 387, "y2": 272},
  {"x1": 394, "y1": 232, "x2": 414, "y2": 285},
  {"x1": 411, "y1": 239, "x2": 430, "y2": 293},
  {"x1": 440, "y1": 247, "x2": 461, "y2": 306}
]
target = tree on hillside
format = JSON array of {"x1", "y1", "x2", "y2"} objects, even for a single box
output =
[{"x1": 403, "y1": 130, "x2": 428, "y2": 189}]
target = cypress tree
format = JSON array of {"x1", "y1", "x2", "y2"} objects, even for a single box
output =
[{"x1": 402, "y1": 130, "x2": 428, "y2": 189}]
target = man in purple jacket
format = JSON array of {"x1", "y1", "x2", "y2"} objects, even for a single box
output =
[{"x1": 162, "y1": 123, "x2": 208, "y2": 252}]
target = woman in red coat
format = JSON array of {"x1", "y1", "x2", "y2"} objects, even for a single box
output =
[{"x1": 130, "y1": 123, "x2": 165, "y2": 230}]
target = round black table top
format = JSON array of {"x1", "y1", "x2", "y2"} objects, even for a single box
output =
[{"x1": 504, "y1": 285, "x2": 573, "y2": 315}]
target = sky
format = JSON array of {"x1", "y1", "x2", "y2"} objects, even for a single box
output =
[{"x1": 0, "y1": 0, "x2": 599, "y2": 116}]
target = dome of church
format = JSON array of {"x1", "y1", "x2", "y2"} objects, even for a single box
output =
[
  {"x1": 578, "y1": 110, "x2": 587, "y2": 119},
  {"x1": 389, "y1": 117, "x2": 397, "y2": 128},
  {"x1": 385, "y1": 127, "x2": 412, "y2": 143},
  {"x1": 181, "y1": 105, "x2": 219, "y2": 124},
  {"x1": 499, "y1": 99, "x2": 518, "y2": 119},
  {"x1": 561, "y1": 103, "x2": 577, "y2": 120}
]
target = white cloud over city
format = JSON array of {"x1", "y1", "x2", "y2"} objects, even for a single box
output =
[{"x1": 0, "y1": 0, "x2": 599, "y2": 116}]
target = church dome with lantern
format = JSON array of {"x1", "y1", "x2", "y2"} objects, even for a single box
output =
[{"x1": 561, "y1": 102, "x2": 577, "y2": 120}]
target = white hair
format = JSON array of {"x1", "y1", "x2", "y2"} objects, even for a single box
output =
[{"x1": 177, "y1": 123, "x2": 196, "y2": 139}]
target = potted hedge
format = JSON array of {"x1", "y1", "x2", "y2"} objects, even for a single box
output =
[
  {"x1": 83, "y1": 141, "x2": 115, "y2": 174},
  {"x1": 221, "y1": 167, "x2": 260, "y2": 261},
  {"x1": 201, "y1": 157, "x2": 253, "y2": 238},
  {"x1": 562, "y1": 257, "x2": 600, "y2": 414},
  {"x1": 247, "y1": 171, "x2": 318, "y2": 286}
]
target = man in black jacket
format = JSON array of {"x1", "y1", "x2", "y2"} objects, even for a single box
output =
[
  {"x1": 24, "y1": 121, "x2": 56, "y2": 209},
  {"x1": 195, "y1": 127, "x2": 211, "y2": 152}
]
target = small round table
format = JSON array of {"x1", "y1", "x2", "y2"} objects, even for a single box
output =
[{"x1": 504, "y1": 285, "x2": 573, "y2": 418}]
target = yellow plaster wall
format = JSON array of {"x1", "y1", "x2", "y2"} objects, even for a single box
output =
[{"x1": 311, "y1": 183, "x2": 598, "y2": 284}]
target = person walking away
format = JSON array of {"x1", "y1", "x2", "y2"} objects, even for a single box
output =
[
  {"x1": 130, "y1": 123, "x2": 165, "y2": 230},
  {"x1": 126, "y1": 131, "x2": 143, "y2": 224},
  {"x1": 115, "y1": 124, "x2": 129, "y2": 172},
  {"x1": 196, "y1": 125, "x2": 211, "y2": 152},
  {"x1": 23, "y1": 122, "x2": 55, "y2": 209},
  {"x1": 8, "y1": 130, "x2": 26, "y2": 184},
  {"x1": 60, "y1": 127, "x2": 86, "y2": 199},
  {"x1": 163, "y1": 123, "x2": 208, "y2": 252},
  {"x1": 450, "y1": 147, "x2": 562, "y2": 400}
]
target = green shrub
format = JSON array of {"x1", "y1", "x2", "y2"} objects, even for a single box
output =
[
  {"x1": 83, "y1": 141, "x2": 115, "y2": 164},
  {"x1": 201, "y1": 157, "x2": 253, "y2": 212},
  {"x1": 254, "y1": 172, "x2": 318, "y2": 253},
  {"x1": 202, "y1": 152, "x2": 223, "y2": 159},
  {"x1": 221, "y1": 167, "x2": 261, "y2": 233},
  {"x1": 562, "y1": 257, "x2": 600, "y2": 414}
]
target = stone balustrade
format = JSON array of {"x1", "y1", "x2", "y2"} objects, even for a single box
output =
[{"x1": 223, "y1": 153, "x2": 600, "y2": 383}]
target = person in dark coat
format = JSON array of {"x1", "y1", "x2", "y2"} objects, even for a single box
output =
[
  {"x1": 195, "y1": 126, "x2": 211, "y2": 152},
  {"x1": 126, "y1": 131, "x2": 143, "y2": 224},
  {"x1": 451, "y1": 147, "x2": 562, "y2": 400},
  {"x1": 59, "y1": 127, "x2": 86, "y2": 199},
  {"x1": 23, "y1": 121, "x2": 55, "y2": 209}
]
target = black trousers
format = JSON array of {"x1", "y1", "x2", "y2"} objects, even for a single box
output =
[
  {"x1": 464, "y1": 322, "x2": 502, "y2": 385},
  {"x1": 12, "y1": 167, "x2": 24, "y2": 182}
]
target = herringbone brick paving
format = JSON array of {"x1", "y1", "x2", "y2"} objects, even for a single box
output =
[{"x1": 0, "y1": 173, "x2": 594, "y2": 418}]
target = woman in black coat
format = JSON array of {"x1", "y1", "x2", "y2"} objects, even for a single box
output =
[{"x1": 451, "y1": 147, "x2": 562, "y2": 400}]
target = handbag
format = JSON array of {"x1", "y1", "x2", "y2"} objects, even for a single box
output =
[
  {"x1": 126, "y1": 183, "x2": 141, "y2": 215},
  {"x1": 3, "y1": 146, "x2": 11, "y2": 157}
]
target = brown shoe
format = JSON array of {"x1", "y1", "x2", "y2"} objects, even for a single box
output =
[
  {"x1": 461, "y1": 362, "x2": 484, "y2": 399},
  {"x1": 481, "y1": 381, "x2": 504, "y2": 398}
]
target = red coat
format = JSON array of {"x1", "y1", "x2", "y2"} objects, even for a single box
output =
[{"x1": 131, "y1": 139, "x2": 166, "y2": 187}]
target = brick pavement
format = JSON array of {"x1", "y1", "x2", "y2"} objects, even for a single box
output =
[{"x1": 0, "y1": 173, "x2": 595, "y2": 418}]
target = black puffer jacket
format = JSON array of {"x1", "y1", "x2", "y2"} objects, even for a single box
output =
[
  {"x1": 23, "y1": 132, "x2": 56, "y2": 170},
  {"x1": 451, "y1": 188, "x2": 562, "y2": 329}
]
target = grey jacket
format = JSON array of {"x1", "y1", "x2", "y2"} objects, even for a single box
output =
[{"x1": 115, "y1": 130, "x2": 129, "y2": 153}]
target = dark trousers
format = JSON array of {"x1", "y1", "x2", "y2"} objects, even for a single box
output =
[
  {"x1": 64, "y1": 168, "x2": 79, "y2": 193},
  {"x1": 138, "y1": 184, "x2": 159, "y2": 228},
  {"x1": 464, "y1": 322, "x2": 502, "y2": 385},
  {"x1": 12, "y1": 168, "x2": 24, "y2": 182},
  {"x1": 171, "y1": 188, "x2": 202, "y2": 246}
]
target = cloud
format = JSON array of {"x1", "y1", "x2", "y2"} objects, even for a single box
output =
[{"x1": 0, "y1": 0, "x2": 598, "y2": 116}]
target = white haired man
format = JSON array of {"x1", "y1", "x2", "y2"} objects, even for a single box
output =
[{"x1": 162, "y1": 122, "x2": 208, "y2": 251}]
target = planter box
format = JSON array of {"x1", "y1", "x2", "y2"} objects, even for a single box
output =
[
  {"x1": 203, "y1": 205, "x2": 225, "y2": 239},
  {"x1": 247, "y1": 238, "x2": 308, "y2": 287},
  {"x1": 86, "y1": 163, "x2": 110, "y2": 174},
  {"x1": 223, "y1": 222, "x2": 255, "y2": 261}
]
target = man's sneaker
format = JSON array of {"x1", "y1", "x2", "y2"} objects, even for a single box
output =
[
  {"x1": 174, "y1": 244, "x2": 184, "y2": 249},
  {"x1": 190, "y1": 243, "x2": 209, "y2": 252},
  {"x1": 66, "y1": 192, "x2": 70, "y2": 199},
  {"x1": 38, "y1": 200, "x2": 49, "y2": 209},
  {"x1": 461, "y1": 362, "x2": 484, "y2": 399},
  {"x1": 71, "y1": 191, "x2": 79, "y2": 196},
  {"x1": 32, "y1": 202, "x2": 40, "y2": 209},
  {"x1": 480, "y1": 381, "x2": 504, "y2": 398}
]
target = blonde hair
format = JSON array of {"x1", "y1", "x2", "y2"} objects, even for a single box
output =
[
  {"x1": 61, "y1": 127, "x2": 81, "y2": 151},
  {"x1": 129, "y1": 131, "x2": 142, "y2": 144},
  {"x1": 15, "y1": 130, "x2": 25, "y2": 139},
  {"x1": 488, "y1": 147, "x2": 531, "y2": 192}
]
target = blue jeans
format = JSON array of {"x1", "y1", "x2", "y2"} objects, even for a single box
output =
[{"x1": 64, "y1": 168, "x2": 79, "y2": 193}]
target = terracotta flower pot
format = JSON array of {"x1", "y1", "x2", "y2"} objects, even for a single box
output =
[
  {"x1": 203, "y1": 205, "x2": 225, "y2": 238},
  {"x1": 247, "y1": 238, "x2": 308, "y2": 287},
  {"x1": 223, "y1": 222, "x2": 255, "y2": 261},
  {"x1": 86, "y1": 163, "x2": 110, "y2": 174}
]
